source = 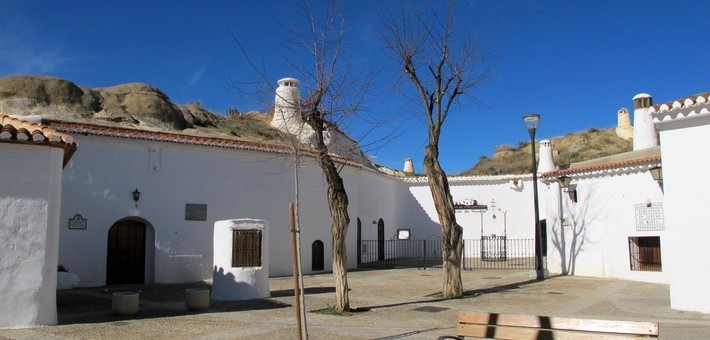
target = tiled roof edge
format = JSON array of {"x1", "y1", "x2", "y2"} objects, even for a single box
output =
[
  {"x1": 0, "y1": 114, "x2": 77, "y2": 167},
  {"x1": 45, "y1": 120, "x2": 366, "y2": 169},
  {"x1": 651, "y1": 92, "x2": 710, "y2": 123},
  {"x1": 541, "y1": 155, "x2": 661, "y2": 179},
  {"x1": 400, "y1": 173, "x2": 532, "y2": 184}
]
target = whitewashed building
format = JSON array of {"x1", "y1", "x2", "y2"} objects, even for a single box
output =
[
  {"x1": 47, "y1": 78, "x2": 544, "y2": 289},
  {"x1": 52, "y1": 122, "x2": 430, "y2": 287},
  {"x1": 541, "y1": 92, "x2": 710, "y2": 315},
  {"x1": 0, "y1": 114, "x2": 76, "y2": 327}
]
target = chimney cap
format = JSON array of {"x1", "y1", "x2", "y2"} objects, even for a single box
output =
[
  {"x1": 632, "y1": 93, "x2": 651, "y2": 100},
  {"x1": 277, "y1": 78, "x2": 300, "y2": 87}
]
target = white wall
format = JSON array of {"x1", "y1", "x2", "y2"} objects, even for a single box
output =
[
  {"x1": 407, "y1": 176, "x2": 542, "y2": 241},
  {"x1": 657, "y1": 114, "x2": 710, "y2": 313},
  {"x1": 545, "y1": 172, "x2": 667, "y2": 283},
  {"x1": 0, "y1": 143, "x2": 63, "y2": 327},
  {"x1": 58, "y1": 134, "x2": 414, "y2": 286}
]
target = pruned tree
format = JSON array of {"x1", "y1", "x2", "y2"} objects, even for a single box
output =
[
  {"x1": 380, "y1": 0, "x2": 491, "y2": 298},
  {"x1": 230, "y1": 0, "x2": 377, "y2": 313}
]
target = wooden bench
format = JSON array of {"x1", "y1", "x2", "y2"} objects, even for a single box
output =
[{"x1": 438, "y1": 311, "x2": 659, "y2": 339}]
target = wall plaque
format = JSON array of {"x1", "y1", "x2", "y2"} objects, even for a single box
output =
[
  {"x1": 68, "y1": 214, "x2": 87, "y2": 230},
  {"x1": 185, "y1": 203, "x2": 208, "y2": 221},
  {"x1": 635, "y1": 202, "x2": 664, "y2": 231}
]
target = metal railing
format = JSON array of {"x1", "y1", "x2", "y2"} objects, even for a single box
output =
[
  {"x1": 463, "y1": 238, "x2": 536, "y2": 270},
  {"x1": 358, "y1": 239, "x2": 441, "y2": 269},
  {"x1": 357, "y1": 238, "x2": 536, "y2": 270}
]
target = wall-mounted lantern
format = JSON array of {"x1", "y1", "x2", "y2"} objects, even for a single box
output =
[
  {"x1": 132, "y1": 189, "x2": 141, "y2": 208},
  {"x1": 558, "y1": 176, "x2": 577, "y2": 203},
  {"x1": 649, "y1": 166, "x2": 663, "y2": 190}
]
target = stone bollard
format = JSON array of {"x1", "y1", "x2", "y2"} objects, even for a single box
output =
[
  {"x1": 112, "y1": 292, "x2": 139, "y2": 316},
  {"x1": 185, "y1": 288, "x2": 210, "y2": 311}
]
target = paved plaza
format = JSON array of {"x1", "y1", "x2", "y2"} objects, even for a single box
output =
[{"x1": 2, "y1": 269, "x2": 710, "y2": 339}]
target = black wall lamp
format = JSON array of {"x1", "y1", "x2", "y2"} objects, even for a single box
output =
[
  {"x1": 558, "y1": 176, "x2": 577, "y2": 203},
  {"x1": 132, "y1": 189, "x2": 141, "y2": 208}
]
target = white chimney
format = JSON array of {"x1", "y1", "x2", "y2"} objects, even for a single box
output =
[
  {"x1": 271, "y1": 78, "x2": 301, "y2": 130},
  {"x1": 615, "y1": 107, "x2": 633, "y2": 140},
  {"x1": 403, "y1": 158, "x2": 414, "y2": 174},
  {"x1": 537, "y1": 139, "x2": 555, "y2": 173},
  {"x1": 632, "y1": 93, "x2": 657, "y2": 150}
]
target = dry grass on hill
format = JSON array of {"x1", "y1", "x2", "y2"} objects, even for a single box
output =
[{"x1": 460, "y1": 127, "x2": 632, "y2": 176}]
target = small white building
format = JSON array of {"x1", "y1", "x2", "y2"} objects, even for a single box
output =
[
  {"x1": 542, "y1": 147, "x2": 665, "y2": 283},
  {"x1": 0, "y1": 114, "x2": 76, "y2": 328}
]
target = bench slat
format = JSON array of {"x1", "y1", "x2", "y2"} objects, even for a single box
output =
[
  {"x1": 458, "y1": 324, "x2": 653, "y2": 340},
  {"x1": 458, "y1": 311, "x2": 658, "y2": 336}
]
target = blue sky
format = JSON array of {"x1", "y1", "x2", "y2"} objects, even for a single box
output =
[{"x1": 1, "y1": 1, "x2": 708, "y2": 174}]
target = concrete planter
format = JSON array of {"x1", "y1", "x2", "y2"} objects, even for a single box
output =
[
  {"x1": 185, "y1": 288, "x2": 210, "y2": 311},
  {"x1": 112, "y1": 292, "x2": 139, "y2": 316}
]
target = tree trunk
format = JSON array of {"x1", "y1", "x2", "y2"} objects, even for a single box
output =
[
  {"x1": 318, "y1": 150, "x2": 351, "y2": 312},
  {"x1": 424, "y1": 141, "x2": 463, "y2": 298},
  {"x1": 307, "y1": 113, "x2": 351, "y2": 312}
]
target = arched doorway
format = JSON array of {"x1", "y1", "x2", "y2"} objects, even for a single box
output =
[
  {"x1": 312, "y1": 240, "x2": 324, "y2": 271},
  {"x1": 377, "y1": 218, "x2": 385, "y2": 261},
  {"x1": 106, "y1": 220, "x2": 147, "y2": 285}
]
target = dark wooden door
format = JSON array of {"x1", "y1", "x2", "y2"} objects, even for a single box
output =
[
  {"x1": 106, "y1": 221, "x2": 146, "y2": 285},
  {"x1": 312, "y1": 240, "x2": 324, "y2": 271},
  {"x1": 356, "y1": 218, "x2": 362, "y2": 264},
  {"x1": 377, "y1": 219, "x2": 385, "y2": 261}
]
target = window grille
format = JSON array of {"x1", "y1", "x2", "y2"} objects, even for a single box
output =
[
  {"x1": 232, "y1": 229, "x2": 262, "y2": 267},
  {"x1": 629, "y1": 236, "x2": 662, "y2": 271}
]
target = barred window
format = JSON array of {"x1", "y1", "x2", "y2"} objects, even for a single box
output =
[
  {"x1": 232, "y1": 229, "x2": 262, "y2": 267},
  {"x1": 629, "y1": 236, "x2": 662, "y2": 271}
]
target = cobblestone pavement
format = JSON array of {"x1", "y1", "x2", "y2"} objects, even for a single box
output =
[{"x1": 2, "y1": 269, "x2": 710, "y2": 339}]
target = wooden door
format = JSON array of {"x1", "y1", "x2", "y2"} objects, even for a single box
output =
[
  {"x1": 106, "y1": 221, "x2": 146, "y2": 285},
  {"x1": 377, "y1": 219, "x2": 385, "y2": 261},
  {"x1": 356, "y1": 218, "x2": 362, "y2": 264}
]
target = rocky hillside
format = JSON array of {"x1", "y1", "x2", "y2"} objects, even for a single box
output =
[
  {"x1": 460, "y1": 127, "x2": 632, "y2": 176},
  {"x1": 0, "y1": 75, "x2": 278, "y2": 142}
]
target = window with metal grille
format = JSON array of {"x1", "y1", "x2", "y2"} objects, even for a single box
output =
[
  {"x1": 628, "y1": 236, "x2": 662, "y2": 271},
  {"x1": 232, "y1": 229, "x2": 262, "y2": 267}
]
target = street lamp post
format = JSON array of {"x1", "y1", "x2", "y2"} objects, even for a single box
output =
[{"x1": 523, "y1": 114, "x2": 548, "y2": 279}]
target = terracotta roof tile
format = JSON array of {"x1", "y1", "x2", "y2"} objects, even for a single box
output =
[
  {"x1": 652, "y1": 92, "x2": 710, "y2": 112},
  {"x1": 0, "y1": 114, "x2": 77, "y2": 167},
  {"x1": 541, "y1": 155, "x2": 661, "y2": 179},
  {"x1": 46, "y1": 121, "x2": 366, "y2": 169},
  {"x1": 651, "y1": 92, "x2": 710, "y2": 123}
]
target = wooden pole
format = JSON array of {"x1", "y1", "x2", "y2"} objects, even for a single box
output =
[{"x1": 290, "y1": 203, "x2": 303, "y2": 340}]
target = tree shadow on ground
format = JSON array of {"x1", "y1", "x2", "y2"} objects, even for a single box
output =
[{"x1": 357, "y1": 278, "x2": 543, "y2": 311}]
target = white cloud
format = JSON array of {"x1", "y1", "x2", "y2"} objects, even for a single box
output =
[{"x1": 187, "y1": 66, "x2": 206, "y2": 87}]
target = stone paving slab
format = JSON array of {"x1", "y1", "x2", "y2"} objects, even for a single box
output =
[{"x1": 2, "y1": 269, "x2": 710, "y2": 339}]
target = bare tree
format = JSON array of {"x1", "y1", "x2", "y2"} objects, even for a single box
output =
[
  {"x1": 381, "y1": 1, "x2": 491, "y2": 298},
  {"x1": 230, "y1": 1, "x2": 377, "y2": 313}
]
